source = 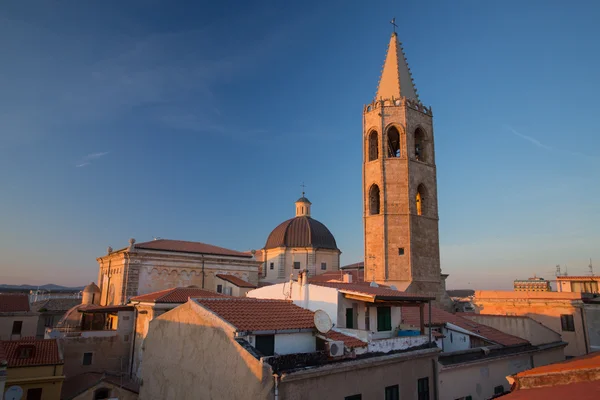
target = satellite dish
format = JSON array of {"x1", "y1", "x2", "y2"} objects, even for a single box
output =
[
  {"x1": 370, "y1": 281, "x2": 379, "y2": 287},
  {"x1": 314, "y1": 309, "x2": 332, "y2": 334},
  {"x1": 5, "y1": 386, "x2": 23, "y2": 400},
  {"x1": 390, "y1": 285, "x2": 398, "y2": 290}
]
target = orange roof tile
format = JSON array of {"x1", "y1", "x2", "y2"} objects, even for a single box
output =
[
  {"x1": 194, "y1": 298, "x2": 315, "y2": 332},
  {"x1": 502, "y1": 380, "x2": 600, "y2": 400},
  {"x1": 0, "y1": 293, "x2": 30, "y2": 313},
  {"x1": 216, "y1": 274, "x2": 256, "y2": 288},
  {"x1": 131, "y1": 287, "x2": 226, "y2": 303},
  {"x1": 401, "y1": 306, "x2": 529, "y2": 347},
  {"x1": 323, "y1": 330, "x2": 366, "y2": 349},
  {"x1": 1, "y1": 338, "x2": 63, "y2": 367},
  {"x1": 514, "y1": 351, "x2": 600, "y2": 377},
  {"x1": 312, "y1": 282, "x2": 435, "y2": 301},
  {"x1": 0, "y1": 342, "x2": 6, "y2": 364},
  {"x1": 134, "y1": 239, "x2": 252, "y2": 258}
]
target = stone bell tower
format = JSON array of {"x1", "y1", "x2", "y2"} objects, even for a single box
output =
[{"x1": 363, "y1": 31, "x2": 451, "y2": 309}]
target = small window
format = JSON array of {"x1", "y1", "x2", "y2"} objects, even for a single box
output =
[
  {"x1": 377, "y1": 306, "x2": 392, "y2": 331},
  {"x1": 270, "y1": 262, "x2": 274, "y2": 270},
  {"x1": 94, "y1": 388, "x2": 111, "y2": 400},
  {"x1": 18, "y1": 346, "x2": 34, "y2": 359},
  {"x1": 216, "y1": 284, "x2": 223, "y2": 293},
  {"x1": 418, "y1": 377, "x2": 430, "y2": 400},
  {"x1": 345, "y1": 308, "x2": 354, "y2": 329},
  {"x1": 255, "y1": 334, "x2": 275, "y2": 356},
  {"x1": 27, "y1": 388, "x2": 43, "y2": 400},
  {"x1": 321, "y1": 262, "x2": 327, "y2": 270},
  {"x1": 398, "y1": 248, "x2": 404, "y2": 255},
  {"x1": 369, "y1": 184, "x2": 380, "y2": 215},
  {"x1": 11, "y1": 321, "x2": 23, "y2": 335},
  {"x1": 385, "y1": 385, "x2": 399, "y2": 400},
  {"x1": 494, "y1": 385, "x2": 504, "y2": 395},
  {"x1": 365, "y1": 306, "x2": 370, "y2": 331},
  {"x1": 122, "y1": 316, "x2": 130, "y2": 320},
  {"x1": 560, "y1": 314, "x2": 575, "y2": 332},
  {"x1": 293, "y1": 261, "x2": 301, "y2": 269},
  {"x1": 345, "y1": 396, "x2": 362, "y2": 400},
  {"x1": 83, "y1": 352, "x2": 93, "y2": 366}
]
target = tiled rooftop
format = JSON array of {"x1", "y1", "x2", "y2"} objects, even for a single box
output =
[
  {"x1": 401, "y1": 306, "x2": 529, "y2": 347},
  {"x1": 194, "y1": 298, "x2": 315, "y2": 332},
  {"x1": 134, "y1": 239, "x2": 252, "y2": 258},
  {"x1": 216, "y1": 274, "x2": 256, "y2": 288},
  {"x1": 131, "y1": 287, "x2": 225, "y2": 303},
  {"x1": 0, "y1": 293, "x2": 30, "y2": 313},
  {"x1": 323, "y1": 330, "x2": 366, "y2": 349},
  {"x1": 31, "y1": 298, "x2": 81, "y2": 313},
  {"x1": 1, "y1": 338, "x2": 63, "y2": 367},
  {"x1": 312, "y1": 281, "x2": 435, "y2": 301},
  {"x1": 514, "y1": 351, "x2": 600, "y2": 377},
  {"x1": 501, "y1": 381, "x2": 600, "y2": 400}
]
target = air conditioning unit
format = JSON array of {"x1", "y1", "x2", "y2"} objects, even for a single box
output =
[{"x1": 326, "y1": 340, "x2": 344, "y2": 357}]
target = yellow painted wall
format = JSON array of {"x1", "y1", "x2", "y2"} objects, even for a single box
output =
[{"x1": 5, "y1": 364, "x2": 64, "y2": 400}]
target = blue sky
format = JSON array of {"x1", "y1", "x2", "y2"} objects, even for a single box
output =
[{"x1": 1, "y1": 1, "x2": 599, "y2": 289}]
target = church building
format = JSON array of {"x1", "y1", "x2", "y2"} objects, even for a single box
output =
[{"x1": 363, "y1": 31, "x2": 451, "y2": 308}]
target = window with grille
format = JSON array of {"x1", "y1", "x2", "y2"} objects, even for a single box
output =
[
  {"x1": 560, "y1": 314, "x2": 575, "y2": 332},
  {"x1": 418, "y1": 377, "x2": 430, "y2": 400}
]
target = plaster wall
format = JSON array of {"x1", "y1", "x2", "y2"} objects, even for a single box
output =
[
  {"x1": 439, "y1": 353, "x2": 532, "y2": 400},
  {"x1": 441, "y1": 327, "x2": 471, "y2": 352},
  {"x1": 4, "y1": 364, "x2": 64, "y2": 400},
  {"x1": 214, "y1": 277, "x2": 252, "y2": 297},
  {"x1": 274, "y1": 333, "x2": 315, "y2": 355},
  {"x1": 261, "y1": 248, "x2": 340, "y2": 283},
  {"x1": 0, "y1": 314, "x2": 38, "y2": 341},
  {"x1": 585, "y1": 304, "x2": 600, "y2": 351},
  {"x1": 277, "y1": 349, "x2": 438, "y2": 400},
  {"x1": 463, "y1": 315, "x2": 562, "y2": 346},
  {"x1": 59, "y1": 335, "x2": 131, "y2": 378},
  {"x1": 474, "y1": 295, "x2": 588, "y2": 357},
  {"x1": 139, "y1": 301, "x2": 273, "y2": 400}
]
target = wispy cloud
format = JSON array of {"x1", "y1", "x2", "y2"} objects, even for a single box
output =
[
  {"x1": 506, "y1": 125, "x2": 551, "y2": 150},
  {"x1": 76, "y1": 151, "x2": 109, "y2": 167}
]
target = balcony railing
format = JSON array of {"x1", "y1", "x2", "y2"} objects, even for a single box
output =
[{"x1": 336, "y1": 328, "x2": 429, "y2": 353}]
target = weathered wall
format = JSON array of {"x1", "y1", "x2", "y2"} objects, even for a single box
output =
[
  {"x1": 474, "y1": 293, "x2": 588, "y2": 357},
  {"x1": 464, "y1": 315, "x2": 562, "y2": 346},
  {"x1": 97, "y1": 250, "x2": 260, "y2": 305},
  {"x1": 277, "y1": 349, "x2": 438, "y2": 400},
  {"x1": 585, "y1": 304, "x2": 600, "y2": 352},
  {"x1": 60, "y1": 335, "x2": 131, "y2": 378},
  {"x1": 71, "y1": 381, "x2": 138, "y2": 400},
  {"x1": 441, "y1": 326, "x2": 472, "y2": 352},
  {"x1": 0, "y1": 314, "x2": 38, "y2": 340},
  {"x1": 140, "y1": 301, "x2": 273, "y2": 400},
  {"x1": 274, "y1": 333, "x2": 315, "y2": 355},
  {"x1": 439, "y1": 353, "x2": 532, "y2": 400},
  {"x1": 532, "y1": 346, "x2": 565, "y2": 367},
  {"x1": 5, "y1": 364, "x2": 64, "y2": 400}
]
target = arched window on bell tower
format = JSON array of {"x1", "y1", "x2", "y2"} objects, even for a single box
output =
[
  {"x1": 369, "y1": 185, "x2": 380, "y2": 215},
  {"x1": 416, "y1": 184, "x2": 428, "y2": 216},
  {"x1": 368, "y1": 131, "x2": 379, "y2": 161},
  {"x1": 387, "y1": 127, "x2": 401, "y2": 157},
  {"x1": 414, "y1": 128, "x2": 426, "y2": 162}
]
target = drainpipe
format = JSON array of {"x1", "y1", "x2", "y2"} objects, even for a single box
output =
[
  {"x1": 273, "y1": 373, "x2": 280, "y2": 400},
  {"x1": 129, "y1": 301, "x2": 140, "y2": 377},
  {"x1": 201, "y1": 256, "x2": 205, "y2": 289}
]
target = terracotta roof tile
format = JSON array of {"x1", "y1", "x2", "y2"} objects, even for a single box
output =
[
  {"x1": 194, "y1": 298, "x2": 315, "y2": 332},
  {"x1": 31, "y1": 298, "x2": 81, "y2": 313},
  {"x1": 323, "y1": 330, "x2": 366, "y2": 349},
  {"x1": 0, "y1": 293, "x2": 30, "y2": 313},
  {"x1": 502, "y1": 381, "x2": 600, "y2": 400},
  {"x1": 401, "y1": 306, "x2": 529, "y2": 347},
  {"x1": 131, "y1": 287, "x2": 226, "y2": 303},
  {"x1": 134, "y1": 239, "x2": 252, "y2": 258},
  {"x1": 216, "y1": 274, "x2": 256, "y2": 288},
  {"x1": 1, "y1": 338, "x2": 63, "y2": 367},
  {"x1": 0, "y1": 342, "x2": 6, "y2": 364},
  {"x1": 514, "y1": 351, "x2": 600, "y2": 377},
  {"x1": 312, "y1": 282, "x2": 435, "y2": 301}
]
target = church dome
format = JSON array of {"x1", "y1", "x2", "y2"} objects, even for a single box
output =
[{"x1": 264, "y1": 216, "x2": 338, "y2": 250}]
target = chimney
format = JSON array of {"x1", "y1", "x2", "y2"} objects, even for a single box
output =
[{"x1": 343, "y1": 273, "x2": 353, "y2": 283}]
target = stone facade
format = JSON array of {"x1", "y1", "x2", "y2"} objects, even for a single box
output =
[
  {"x1": 96, "y1": 242, "x2": 260, "y2": 306},
  {"x1": 363, "y1": 33, "x2": 450, "y2": 309}
]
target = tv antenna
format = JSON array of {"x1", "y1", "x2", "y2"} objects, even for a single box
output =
[{"x1": 590, "y1": 259, "x2": 594, "y2": 276}]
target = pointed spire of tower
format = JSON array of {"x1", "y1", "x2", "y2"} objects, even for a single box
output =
[{"x1": 376, "y1": 32, "x2": 419, "y2": 101}]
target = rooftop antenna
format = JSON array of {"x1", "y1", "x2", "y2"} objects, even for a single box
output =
[
  {"x1": 555, "y1": 265, "x2": 561, "y2": 277},
  {"x1": 590, "y1": 258, "x2": 594, "y2": 276}
]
